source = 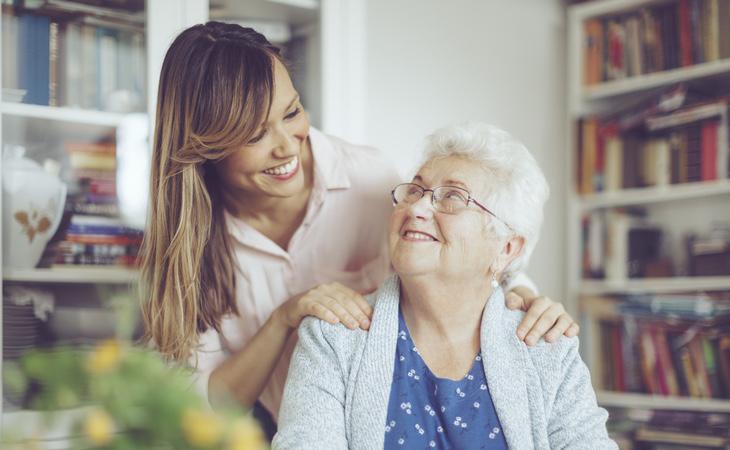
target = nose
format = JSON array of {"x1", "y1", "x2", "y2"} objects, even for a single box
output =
[
  {"x1": 406, "y1": 191, "x2": 435, "y2": 220},
  {"x1": 271, "y1": 125, "x2": 298, "y2": 158}
]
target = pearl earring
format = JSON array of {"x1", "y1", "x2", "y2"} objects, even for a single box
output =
[{"x1": 491, "y1": 273, "x2": 499, "y2": 288}]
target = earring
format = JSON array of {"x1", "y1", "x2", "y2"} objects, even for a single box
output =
[{"x1": 491, "y1": 272, "x2": 499, "y2": 288}]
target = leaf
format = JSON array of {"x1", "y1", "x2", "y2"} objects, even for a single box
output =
[
  {"x1": 37, "y1": 216, "x2": 52, "y2": 233},
  {"x1": 14, "y1": 211, "x2": 29, "y2": 226}
]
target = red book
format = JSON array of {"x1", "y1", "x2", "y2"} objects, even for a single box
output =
[
  {"x1": 701, "y1": 120, "x2": 719, "y2": 181},
  {"x1": 611, "y1": 326, "x2": 625, "y2": 391},
  {"x1": 679, "y1": 0, "x2": 694, "y2": 66},
  {"x1": 649, "y1": 327, "x2": 669, "y2": 395}
]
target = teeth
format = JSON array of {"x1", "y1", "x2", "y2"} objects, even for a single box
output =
[
  {"x1": 404, "y1": 231, "x2": 435, "y2": 241},
  {"x1": 263, "y1": 157, "x2": 298, "y2": 176}
]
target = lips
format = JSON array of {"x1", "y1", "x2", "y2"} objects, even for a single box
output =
[
  {"x1": 402, "y1": 229, "x2": 439, "y2": 242},
  {"x1": 262, "y1": 156, "x2": 299, "y2": 180}
]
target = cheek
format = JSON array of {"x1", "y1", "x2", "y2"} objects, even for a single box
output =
[{"x1": 290, "y1": 114, "x2": 311, "y2": 140}]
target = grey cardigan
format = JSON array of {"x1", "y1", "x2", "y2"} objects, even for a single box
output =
[{"x1": 273, "y1": 275, "x2": 617, "y2": 449}]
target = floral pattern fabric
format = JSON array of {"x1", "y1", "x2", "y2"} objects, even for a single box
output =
[{"x1": 383, "y1": 307, "x2": 508, "y2": 449}]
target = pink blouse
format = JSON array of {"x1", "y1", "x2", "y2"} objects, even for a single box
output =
[{"x1": 192, "y1": 127, "x2": 401, "y2": 418}]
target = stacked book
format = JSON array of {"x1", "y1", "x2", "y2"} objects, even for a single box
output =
[
  {"x1": 66, "y1": 141, "x2": 119, "y2": 217},
  {"x1": 52, "y1": 141, "x2": 142, "y2": 268},
  {"x1": 592, "y1": 293, "x2": 730, "y2": 399},
  {"x1": 55, "y1": 215, "x2": 142, "y2": 267},
  {"x1": 583, "y1": 0, "x2": 730, "y2": 86},
  {"x1": 577, "y1": 86, "x2": 730, "y2": 195}
]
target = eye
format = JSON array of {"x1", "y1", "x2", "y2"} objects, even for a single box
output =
[
  {"x1": 247, "y1": 130, "x2": 266, "y2": 145},
  {"x1": 284, "y1": 107, "x2": 301, "y2": 120},
  {"x1": 442, "y1": 189, "x2": 468, "y2": 203}
]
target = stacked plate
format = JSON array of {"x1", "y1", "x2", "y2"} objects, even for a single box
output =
[
  {"x1": 3, "y1": 301, "x2": 40, "y2": 359},
  {"x1": 3, "y1": 300, "x2": 41, "y2": 407}
]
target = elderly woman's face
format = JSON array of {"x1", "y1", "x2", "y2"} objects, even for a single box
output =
[{"x1": 388, "y1": 155, "x2": 503, "y2": 282}]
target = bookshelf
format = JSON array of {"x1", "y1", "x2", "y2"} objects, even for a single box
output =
[
  {"x1": 3, "y1": 266, "x2": 138, "y2": 284},
  {"x1": 566, "y1": 0, "x2": 730, "y2": 446},
  {"x1": 0, "y1": 0, "x2": 207, "y2": 446}
]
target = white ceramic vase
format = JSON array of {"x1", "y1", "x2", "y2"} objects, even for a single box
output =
[{"x1": 2, "y1": 146, "x2": 67, "y2": 269}]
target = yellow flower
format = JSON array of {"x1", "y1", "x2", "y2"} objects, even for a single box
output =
[
  {"x1": 227, "y1": 418, "x2": 266, "y2": 450},
  {"x1": 181, "y1": 408, "x2": 224, "y2": 448},
  {"x1": 86, "y1": 339, "x2": 122, "y2": 374},
  {"x1": 84, "y1": 408, "x2": 115, "y2": 446}
]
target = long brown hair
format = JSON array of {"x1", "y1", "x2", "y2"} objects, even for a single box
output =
[{"x1": 140, "y1": 22, "x2": 283, "y2": 361}]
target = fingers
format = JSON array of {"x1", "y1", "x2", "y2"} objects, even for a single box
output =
[
  {"x1": 544, "y1": 315, "x2": 573, "y2": 343},
  {"x1": 299, "y1": 283, "x2": 371, "y2": 330},
  {"x1": 515, "y1": 296, "x2": 552, "y2": 342},
  {"x1": 565, "y1": 322, "x2": 580, "y2": 338},
  {"x1": 505, "y1": 292, "x2": 525, "y2": 311}
]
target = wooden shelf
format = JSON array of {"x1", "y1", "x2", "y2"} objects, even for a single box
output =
[
  {"x1": 597, "y1": 391, "x2": 730, "y2": 413},
  {"x1": 579, "y1": 277, "x2": 730, "y2": 295},
  {"x1": 3, "y1": 267, "x2": 139, "y2": 284},
  {"x1": 582, "y1": 59, "x2": 730, "y2": 102},
  {"x1": 0, "y1": 102, "x2": 128, "y2": 127},
  {"x1": 578, "y1": 179, "x2": 730, "y2": 210}
]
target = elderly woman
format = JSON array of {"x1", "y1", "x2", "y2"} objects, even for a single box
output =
[{"x1": 272, "y1": 123, "x2": 616, "y2": 449}]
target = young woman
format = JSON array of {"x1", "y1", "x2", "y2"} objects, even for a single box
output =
[{"x1": 140, "y1": 22, "x2": 578, "y2": 424}]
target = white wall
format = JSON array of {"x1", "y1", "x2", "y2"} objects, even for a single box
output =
[{"x1": 364, "y1": 0, "x2": 568, "y2": 301}]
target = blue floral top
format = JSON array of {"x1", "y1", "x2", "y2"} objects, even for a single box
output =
[{"x1": 383, "y1": 307, "x2": 508, "y2": 449}]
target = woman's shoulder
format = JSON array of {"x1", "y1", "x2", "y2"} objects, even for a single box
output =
[{"x1": 500, "y1": 308, "x2": 580, "y2": 367}]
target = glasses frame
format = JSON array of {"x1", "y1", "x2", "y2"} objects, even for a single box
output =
[{"x1": 391, "y1": 182, "x2": 513, "y2": 231}]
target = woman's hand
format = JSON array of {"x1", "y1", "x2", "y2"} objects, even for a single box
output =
[
  {"x1": 274, "y1": 282, "x2": 373, "y2": 331},
  {"x1": 506, "y1": 286, "x2": 579, "y2": 346}
]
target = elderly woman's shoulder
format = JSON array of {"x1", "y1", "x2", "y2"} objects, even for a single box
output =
[{"x1": 501, "y1": 307, "x2": 580, "y2": 363}]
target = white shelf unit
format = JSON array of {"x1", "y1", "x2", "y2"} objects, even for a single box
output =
[
  {"x1": 579, "y1": 179, "x2": 730, "y2": 210},
  {"x1": 566, "y1": 0, "x2": 730, "y2": 419},
  {"x1": 0, "y1": 0, "x2": 210, "y2": 445},
  {"x1": 596, "y1": 391, "x2": 730, "y2": 413},
  {"x1": 3, "y1": 267, "x2": 139, "y2": 284},
  {"x1": 580, "y1": 276, "x2": 730, "y2": 295},
  {"x1": 0, "y1": 102, "x2": 127, "y2": 128}
]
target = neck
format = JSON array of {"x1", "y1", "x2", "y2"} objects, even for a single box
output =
[
  {"x1": 399, "y1": 274, "x2": 494, "y2": 346},
  {"x1": 223, "y1": 138, "x2": 314, "y2": 223}
]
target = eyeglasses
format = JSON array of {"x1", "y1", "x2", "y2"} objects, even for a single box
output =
[{"x1": 391, "y1": 182, "x2": 511, "y2": 229}]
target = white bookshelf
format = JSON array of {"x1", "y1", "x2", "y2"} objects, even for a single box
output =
[
  {"x1": 583, "y1": 58, "x2": 730, "y2": 101},
  {"x1": 0, "y1": 102, "x2": 127, "y2": 127},
  {"x1": 3, "y1": 267, "x2": 139, "y2": 284},
  {"x1": 566, "y1": 0, "x2": 730, "y2": 419},
  {"x1": 578, "y1": 179, "x2": 730, "y2": 210},
  {"x1": 580, "y1": 276, "x2": 730, "y2": 295},
  {"x1": 596, "y1": 391, "x2": 730, "y2": 413}
]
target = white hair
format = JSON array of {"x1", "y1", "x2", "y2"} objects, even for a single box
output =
[{"x1": 421, "y1": 122, "x2": 550, "y2": 278}]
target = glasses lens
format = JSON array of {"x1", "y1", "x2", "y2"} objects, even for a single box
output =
[
  {"x1": 395, "y1": 184, "x2": 423, "y2": 204},
  {"x1": 433, "y1": 187, "x2": 469, "y2": 213}
]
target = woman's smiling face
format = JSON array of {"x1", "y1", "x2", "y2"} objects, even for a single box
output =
[
  {"x1": 215, "y1": 59, "x2": 311, "y2": 200},
  {"x1": 388, "y1": 155, "x2": 505, "y2": 283}
]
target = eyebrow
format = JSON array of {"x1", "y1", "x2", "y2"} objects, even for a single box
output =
[
  {"x1": 413, "y1": 175, "x2": 470, "y2": 191},
  {"x1": 284, "y1": 94, "x2": 300, "y2": 113}
]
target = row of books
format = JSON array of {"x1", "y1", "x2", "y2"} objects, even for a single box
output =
[
  {"x1": 583, "y1": 0, "x2": 730, "y2": 85},
  {"x1": 582, "y1": 209, "x2": 670, "y2": 281},
  {"x1": 608, "y1": 409, "x2": 730, "y2": 449},
  {"x1": 577, "y1": 90, "x2": 729, "y2": 195},
  {"x1": 581, "y1": 209, "x2": 730, "y2": 280},
  {"x1": 595, "y1": 294, "x2": 730, "y2": 399},
  {"x1": 1, "y1": 5, "x2": 146, "y2": 111}
]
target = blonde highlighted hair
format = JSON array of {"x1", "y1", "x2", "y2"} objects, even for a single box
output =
[{"x1": 140, "y1": 22, "x2": 283, "y2": 361}]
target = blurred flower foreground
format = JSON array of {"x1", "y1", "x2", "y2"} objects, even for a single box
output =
[{"x1": 3, "y1": 339, "x2": 267, "y2": 450}]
